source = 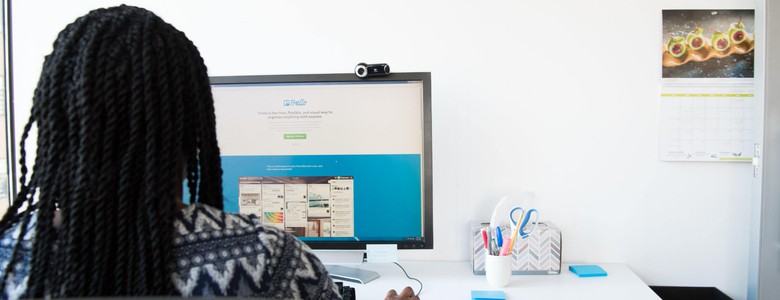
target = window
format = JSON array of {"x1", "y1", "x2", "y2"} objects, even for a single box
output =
[{"x1": 1, "y1": 1, "x2": 9, "y2": 213}]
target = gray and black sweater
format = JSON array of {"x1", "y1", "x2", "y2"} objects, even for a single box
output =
[{"x1": 0, "y1": 203, "x2": 341, "y2": 299}]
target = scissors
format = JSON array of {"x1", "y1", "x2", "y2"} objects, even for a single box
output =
[{"x1": 509, "y1": 207, "x2": 539, "y2": 239}]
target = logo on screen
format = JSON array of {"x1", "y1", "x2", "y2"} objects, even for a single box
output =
[{"x1": 284, "y1": 99, "x2": 308, "y2": 106}]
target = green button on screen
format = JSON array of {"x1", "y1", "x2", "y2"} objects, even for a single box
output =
[{"x1": 284, "y1": 133, "x2": 307, "y2": 139}]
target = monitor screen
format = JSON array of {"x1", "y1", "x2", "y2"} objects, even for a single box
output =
[{"x1": 210, "y1": 73, "x2": 432, "y2": 250}]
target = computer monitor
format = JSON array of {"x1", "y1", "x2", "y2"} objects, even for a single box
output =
[{"x1": 209, "y1": 73, "x2": 433, "y2": 268}]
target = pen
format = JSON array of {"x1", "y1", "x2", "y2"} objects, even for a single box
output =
[
  {"x1": 481, "y1": 228, "x2": 489, "y2": 251},
  {"x1": 496, "y1": 227, "x2": 503, "y2": 248},
  {"x1": 485, "y1": 227, "x2": 491, "y2": 254}
]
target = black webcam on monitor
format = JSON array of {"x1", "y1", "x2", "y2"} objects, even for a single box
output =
[{"x1": 354, "y1": 62, "x2": 390, "y2": 78}]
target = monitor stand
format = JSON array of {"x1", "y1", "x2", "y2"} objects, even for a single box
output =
[
  {"x1": 315, "y1": 250, "x2": 380, "y2": 284},
  {"x1": 325, "y1": 265, "x2": 380, "y2": 284}
]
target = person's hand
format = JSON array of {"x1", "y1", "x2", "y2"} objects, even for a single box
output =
[{"x1": 385, "y1": 286, "x2": 420, "y2": 300}]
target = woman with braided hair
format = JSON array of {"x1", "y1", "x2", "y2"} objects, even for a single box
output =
[{"x1": 0, "y1": 5, "x2": 349, "y2": 299}]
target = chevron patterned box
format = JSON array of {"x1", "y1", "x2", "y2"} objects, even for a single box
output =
[{"x1": 471, "y1": 221, "x2": 562, "y2": 275}]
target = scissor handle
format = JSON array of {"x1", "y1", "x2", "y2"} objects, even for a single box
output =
[
  {"x1": 518, "y1": 208, "x2": 539, "y2": 238},
  {"x1": 509, "y1": 207, "x2": 524, "y2": 227}
]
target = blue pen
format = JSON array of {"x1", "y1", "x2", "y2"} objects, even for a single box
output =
[{"x1": 495, "y1": 227, "x2": 503, "y2": 247}]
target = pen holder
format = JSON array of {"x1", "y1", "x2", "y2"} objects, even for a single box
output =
[
  {"x1": 471, "y1": 221, "x2": 562, "y2": 275},
  {"x1": 484, "y1": 254, "x2": 512, "y2": 287}
]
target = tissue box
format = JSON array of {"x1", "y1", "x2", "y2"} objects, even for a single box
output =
[{"x1": 471, "y1": 221, "x2": 562, "y2": 275}]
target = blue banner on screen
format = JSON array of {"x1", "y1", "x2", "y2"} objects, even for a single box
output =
[{"x1": 221, "y1": 154, "x2": 422, "y2": 242}]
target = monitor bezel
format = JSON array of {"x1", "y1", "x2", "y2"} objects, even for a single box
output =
[{"x1": 210, "y1": 72, "x2": 433, "y2": 250}]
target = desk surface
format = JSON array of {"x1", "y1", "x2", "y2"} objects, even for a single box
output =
[{"x1": 344, "y1": 262, "x2": 661, "y2": 300}]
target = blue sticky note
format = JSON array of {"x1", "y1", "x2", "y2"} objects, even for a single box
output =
[
  {"x1": 471, "y1": 290, "x2": 506, "y2": 300},
  {"x1": 569, "y1": 265, "x2": 608, "y2": 277}
]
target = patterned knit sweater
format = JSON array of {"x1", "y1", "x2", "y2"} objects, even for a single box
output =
[{"x1": 0, "y1": 203, "x2": 342, "y2": 299}]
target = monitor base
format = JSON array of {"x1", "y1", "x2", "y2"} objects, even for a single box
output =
[{"x1": 326, "y1": 265, "x2": 380, "y2": 284}]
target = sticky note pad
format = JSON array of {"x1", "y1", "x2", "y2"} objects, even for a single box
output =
[
  {"x1": 569, "y1": 265, "x2": 608, "y2": 277},
  {"x1": 471, "y1": 290, "x2": 506, "y2": 300},
  {"x1": 366, "y1": 244, "x2": 398, "y2": 262}
]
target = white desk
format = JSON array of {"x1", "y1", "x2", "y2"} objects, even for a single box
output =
[{"x1": 344, "y1": 262, "x2": 661, "y2": 299}]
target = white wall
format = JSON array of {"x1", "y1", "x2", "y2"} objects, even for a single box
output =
[{"x1": 8, "y1": 1, "x2": 763, "y2": 299}]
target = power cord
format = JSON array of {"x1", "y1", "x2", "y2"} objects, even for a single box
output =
[{"x1": 393, "y1": 262, "x2": 423, "y2": 296}]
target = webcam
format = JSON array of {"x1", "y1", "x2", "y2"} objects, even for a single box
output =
[{"x1": 355, "y1": 62, "x2": 390, "y2": 78}]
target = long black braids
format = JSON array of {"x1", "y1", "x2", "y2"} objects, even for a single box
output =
[{"x1": 0, "y1": 5, "x2": 223, "y2": 297}]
